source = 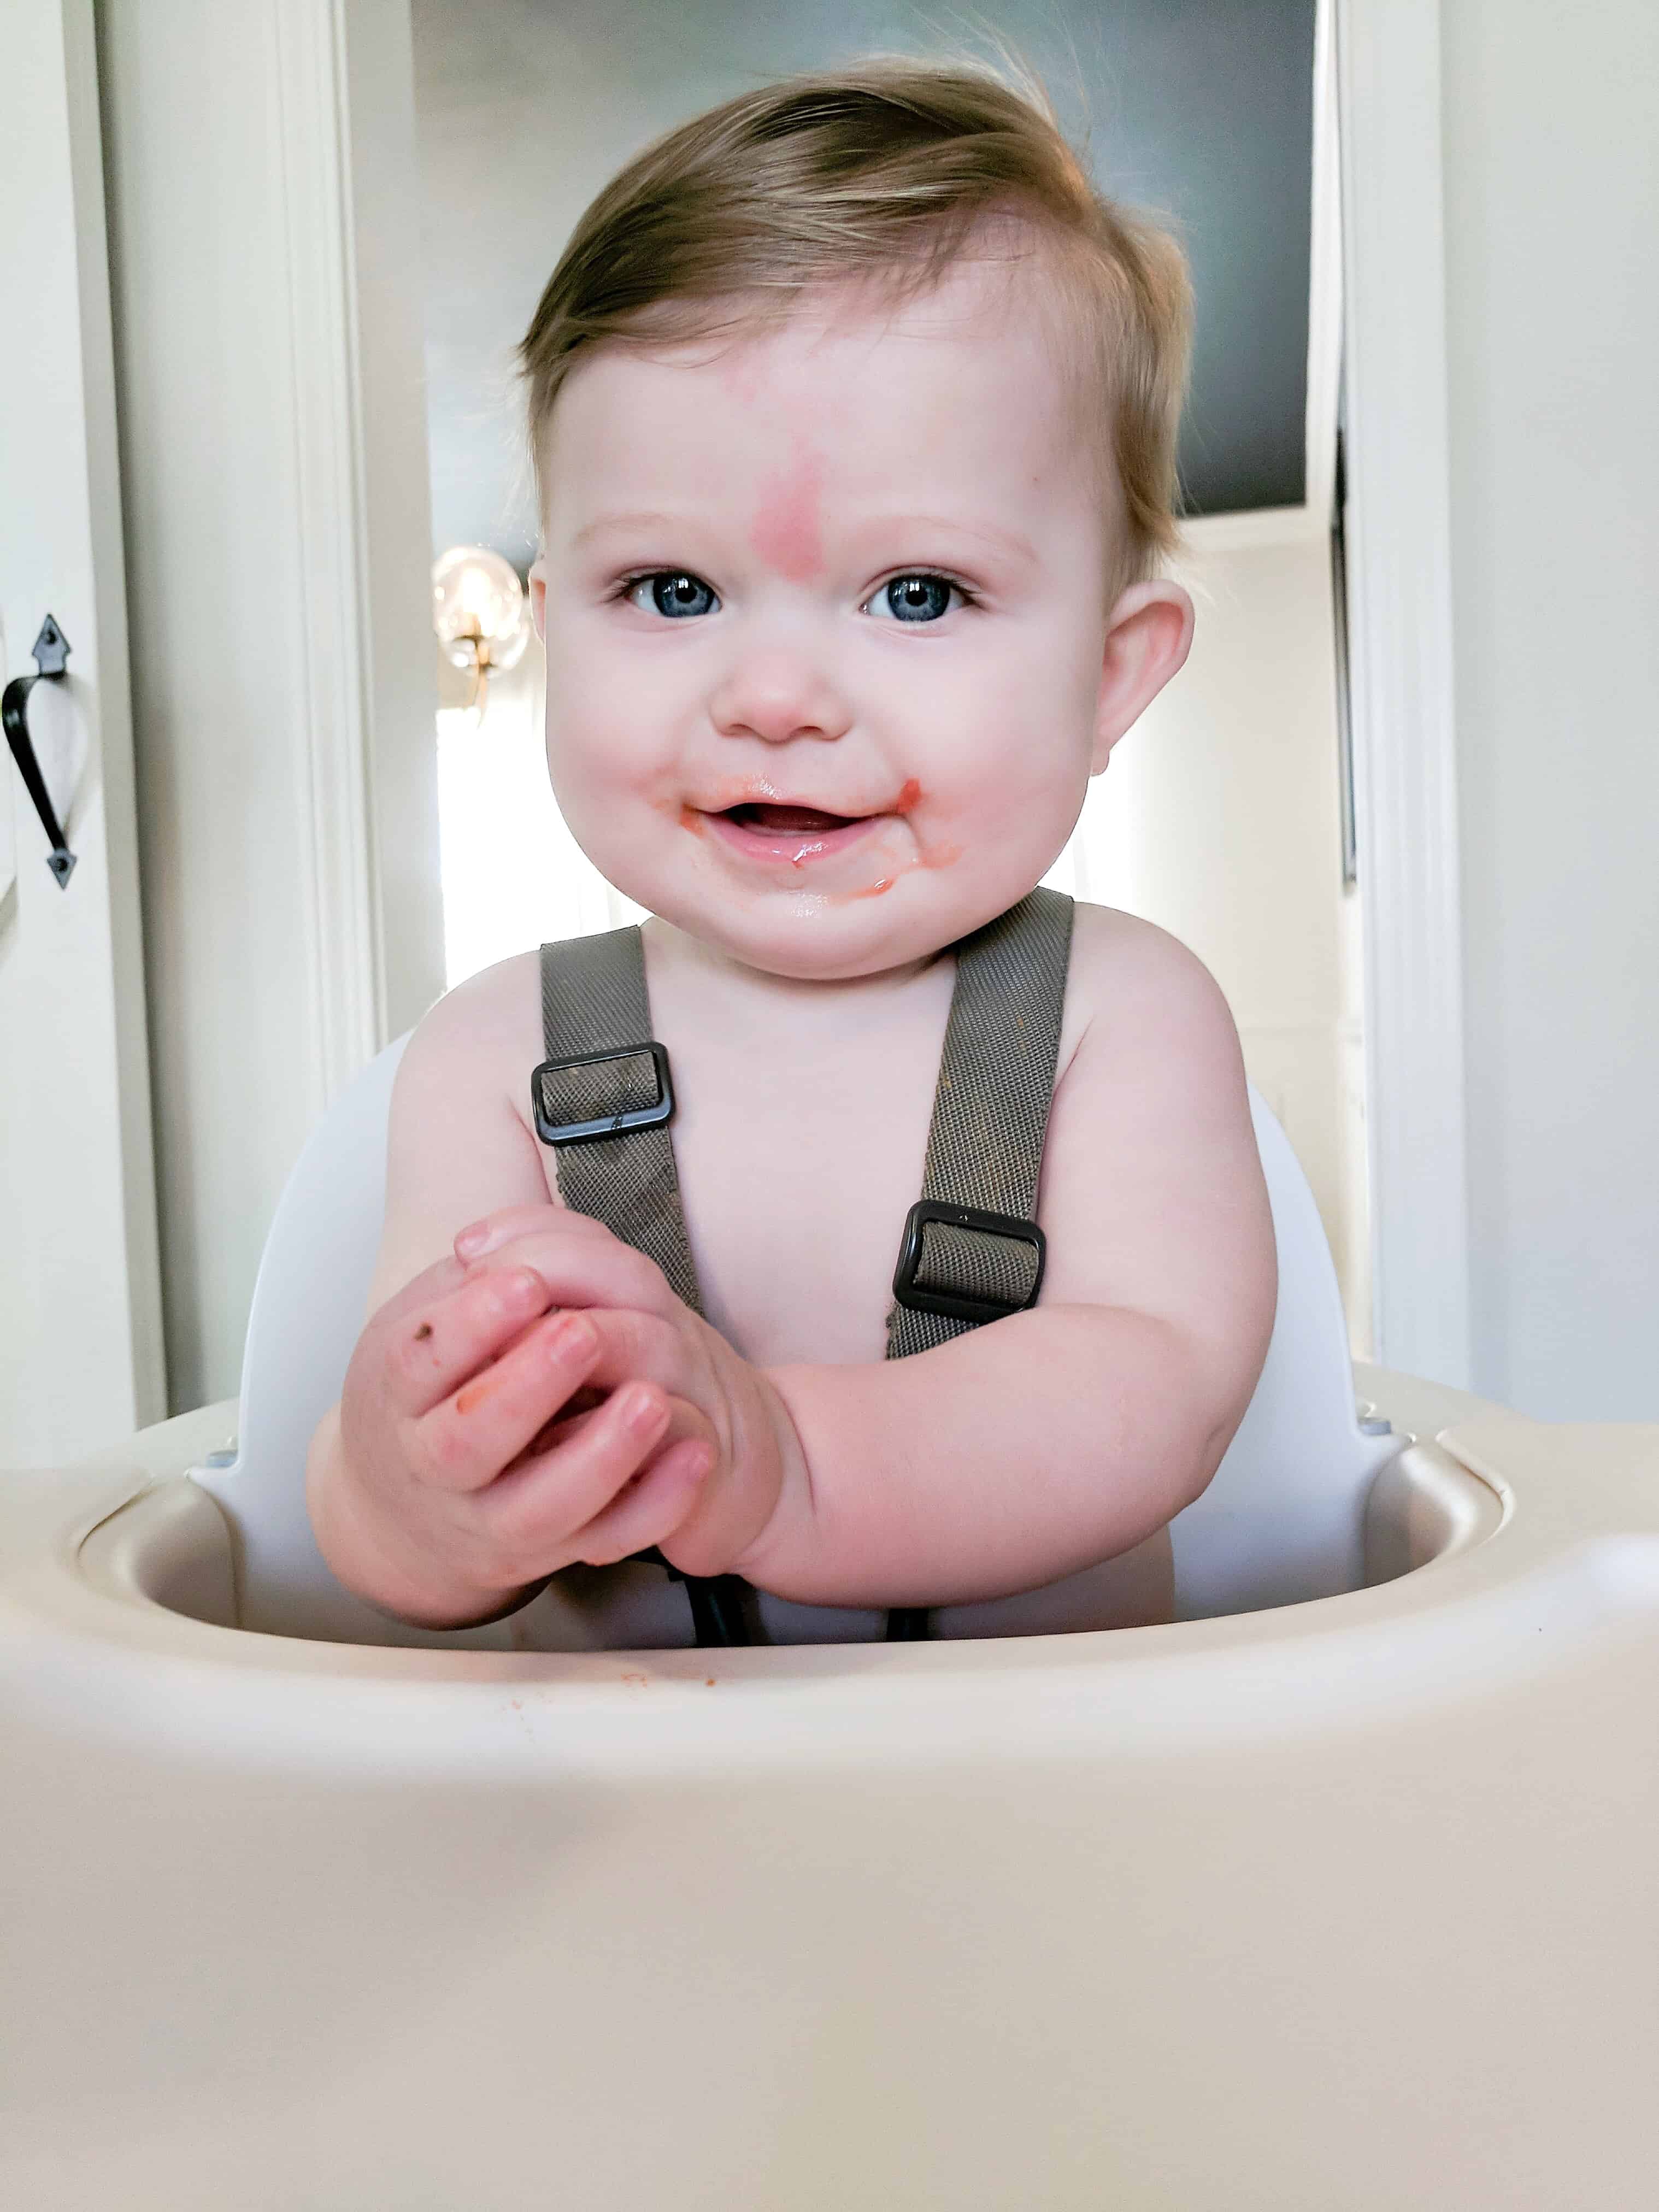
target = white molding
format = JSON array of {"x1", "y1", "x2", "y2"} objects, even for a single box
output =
[
  {"x1": 1336, "y1": 0, "x2": 1472, "y2": 1386},
  {"x1": 336, "y1": 0, "x2": 447, "y2": 1044},
  {"x1": 270, "y1": 0, "x2": 384, "y2": 1109}
]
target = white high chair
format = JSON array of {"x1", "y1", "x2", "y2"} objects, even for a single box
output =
[
  {"x1": 192, "y1": 1035, "x2": 1402, "y2": 1643},
  {"x1": 3, "y1": 1036, "x2": 1656, "y2": 2210}
]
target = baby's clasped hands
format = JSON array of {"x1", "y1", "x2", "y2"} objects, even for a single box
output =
[{"x1": 306, "y1": 1203, "x2": 793, "y2": 1628}]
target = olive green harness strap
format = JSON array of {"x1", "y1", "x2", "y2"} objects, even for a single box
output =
[
  {"x1": 534, "y1": 930, "x2": 752, "y2": 1645},
  {"x1": 534, "y1": 928, "x2": 704, "y2": 1314},
  {"x1": 884, "y1": 887, "x2": 1074, "y2": 1361},
  {"x1": 533, "y1": 889, "x2": 1075, "y2": 1647}
]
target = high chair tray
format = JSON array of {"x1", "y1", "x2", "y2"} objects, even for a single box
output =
[{"x1": 2, "y1": 1384, "x2": 1656, "y2": 2209}]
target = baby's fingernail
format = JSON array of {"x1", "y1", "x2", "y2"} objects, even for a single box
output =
[
  {"x1": 620, "y1": 1384, "x2": 667, "y2": 1436},
  {"x1": 454, "y1": 1219, "x2": 492, "y2": 1258},
  {"x1": 548, "y1": 1310, "x2": 596, "y2": 1358}
]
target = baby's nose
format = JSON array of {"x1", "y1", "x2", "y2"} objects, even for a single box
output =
[{"x1": 708, "y1": 648, "x2": 852, "y2": 745}]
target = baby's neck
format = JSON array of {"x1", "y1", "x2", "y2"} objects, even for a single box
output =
[{"x1": 642, "y1": 916, "x2": 948, "y2": 1041}]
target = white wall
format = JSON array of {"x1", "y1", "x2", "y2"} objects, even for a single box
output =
[
  {"x1": 1067, "y1": 532, "x2": 1368, "y2": 1349},
  {"x1": 1441, "y1": 0, "x2": 1659, "y2": 1418}
]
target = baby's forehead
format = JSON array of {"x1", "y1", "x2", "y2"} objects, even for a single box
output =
[
  {"x1": 637, "y1": 243, "x2": 1081, "y2": 390},
  {"x1": 535, "y1": 235, "x2": 1125, "y2": 573},
  {"x1": 555, "y1": 256, "x2": 1095, "y2": 485}
]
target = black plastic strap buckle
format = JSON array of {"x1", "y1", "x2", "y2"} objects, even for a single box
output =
[
  {"x1": 891, "y1": 1198, "x2": 1046, "y2": 1326},
  {"x1": 531, "y1": 1042, "x2": 674, "y2": 1146}
]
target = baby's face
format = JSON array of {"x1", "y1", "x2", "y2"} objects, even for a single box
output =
[{"x1": 531, "y1": 253, "x2": 1189, "y2": 979}]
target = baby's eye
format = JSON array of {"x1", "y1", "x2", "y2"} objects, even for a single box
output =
[
  {"x1": 627, "y1": 571, "x2": 720, "y2": 619},
  {"x1": 865, "y1": 573, "x2": 961, "y2": 624}
]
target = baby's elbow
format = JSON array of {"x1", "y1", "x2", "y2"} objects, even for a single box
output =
[
  {"x1": 1121, "y1": 1311, "x2": 1266, "y2": 1527},
  {"x1": 1171, "y1": 1328, "x2": 1270, "y2": 1519}
]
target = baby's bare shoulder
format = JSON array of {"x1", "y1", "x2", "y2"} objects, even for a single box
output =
[
  {"x1": 1055, "y1": 902, "x2": 1250, "y2": 1138},
  {"x1": 372, "y1": 952, "x2": 550, "y2": 1304},
  {"x1": 1062, "y1": 899, "x2": 1237, "y2": 1058},
  {"x1": 393, "y1": 951, "x2": 542, "y2": 1123},
  {"x1": 402, "y1": 948, "x2": 540, "y2": 1062},
  {"x1": 1040, "y1": 902, "x2": 1273, "y2": 1356}
]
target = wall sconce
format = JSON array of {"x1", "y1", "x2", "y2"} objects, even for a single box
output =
[{"x1": 432, "y1": 545, "x2": 531, "y2": 721}]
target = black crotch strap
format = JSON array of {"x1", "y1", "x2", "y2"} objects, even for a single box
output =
[{"x1": 886, "y1": 887, "x2": 1075, "y2": 1361}]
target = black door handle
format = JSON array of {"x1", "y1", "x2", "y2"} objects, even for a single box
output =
[{"x1": 1, "y1": 613, "x2": 77, "y2": 887}]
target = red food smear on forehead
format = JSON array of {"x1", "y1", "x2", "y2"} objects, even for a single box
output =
[{"x1": 749, "y1": 445, "x2": 825, "y2": 581}]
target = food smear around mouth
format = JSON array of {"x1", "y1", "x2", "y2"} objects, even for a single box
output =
[{"x1": 834, "y1": 837, "x2": 962, "y2": 904}]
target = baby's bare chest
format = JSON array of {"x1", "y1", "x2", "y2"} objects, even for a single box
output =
[
  {"x1": 664, "y1": 1040, "x2": 941, "y2": 1367},
  {"x1": 648, "y1": 985, "x2": 956, "y2": 1368}
]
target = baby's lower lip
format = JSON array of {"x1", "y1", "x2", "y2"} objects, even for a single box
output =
[{"x1": 697, "y1": 804, "x2": 883, "y2": 867}]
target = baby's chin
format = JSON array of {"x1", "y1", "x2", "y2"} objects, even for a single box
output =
[{"x1": 644, "y1": 875, "x2": 1036, "y2": 983}]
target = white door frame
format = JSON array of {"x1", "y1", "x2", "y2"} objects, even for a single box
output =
[
  {"x1": 1335, "y1": 0, "x2": 1470, "y2": 1387},
  {"x1": 194, "y1": 0, "x2": 1474, "y2": 1387},
  {"x1": 270, "y1": 0, "x2": 444, "y2": 1094}
]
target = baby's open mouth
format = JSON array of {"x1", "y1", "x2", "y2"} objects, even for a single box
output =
[
  {"x1": 719, "y1": 802, "x2": 865, "y2": 833},
  {"x1": 698, "y1": 798, "x2": 883, "y2": 867}
]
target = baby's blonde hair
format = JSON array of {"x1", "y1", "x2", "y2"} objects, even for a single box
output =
[{"x1": 519, "y1": 58, "x2": 1192, "y2": 582}]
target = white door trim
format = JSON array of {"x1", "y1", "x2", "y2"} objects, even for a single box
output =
[
  {"x1": 1336, "y1": 0, "x2": 1472, "y2": 1386},
  {"x1": 270, "y1": 1, "x2": 383, "y2": 1102},
  {"x1": 268, "y1": 0, "x2": 443, "y2": 1105}
]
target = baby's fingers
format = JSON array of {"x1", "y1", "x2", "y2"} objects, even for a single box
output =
[
  {"x1": 483, "y1": 1382, "x2": 706, "y2": 1559},
  {"x1": 379, "y1": 1264, "x2": 554, "y2": 1420},
  {"x1": 565, "y1": 1437, "x2": 713, "y2": 1567},
  {"x1": 411, "y1": 1305, "x2": 603, "y2": 1493},
  {"x1": 465, "y1": 1222, "x2": 681, "y2": 1326}
]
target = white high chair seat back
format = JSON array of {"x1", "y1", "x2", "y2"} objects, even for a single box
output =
[{"x1": 195, "y1": 1033, "x2": 1399, "y2": 1640}]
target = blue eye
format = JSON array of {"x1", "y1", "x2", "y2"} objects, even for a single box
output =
[
  {"x1": 629, "y1": 571, "x2": 719, "y2": 619},
  {"x1": 872, "y1": 574, "x2": 957, "y2": 623}
]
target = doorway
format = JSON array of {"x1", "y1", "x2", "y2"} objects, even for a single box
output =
[{"x1": 408, "y1": 0, "x2": 1371, "y2": 1348}]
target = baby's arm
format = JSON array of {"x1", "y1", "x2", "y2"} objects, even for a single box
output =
[
  {"x1": 733, "y1": 917, "x2": 1277, "y2": 1605},
  {"x1": 305, "y1": 959, "x2": 734, "y2": 1625}
]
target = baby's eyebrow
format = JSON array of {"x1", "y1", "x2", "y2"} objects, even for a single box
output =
[
  {"x1": 870, "y1": 514, "x2": 1040, "y2": 570},
  {"x1": 572, "y1": 510, "x2": 690, "y2": 549},
  {"x1": 570, "y1": 507, "x2": 1040, "y2": 573}
]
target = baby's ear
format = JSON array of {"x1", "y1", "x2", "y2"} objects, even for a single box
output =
[
  {"x1": 528, "y1": 557, "x2": 549, "y2": 644},
  {"x1": 1091, "y1": 580, "x2": 1195, "y2": 773}
]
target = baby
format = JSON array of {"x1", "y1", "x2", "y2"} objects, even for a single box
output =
[{"x1": 306, "y1": 60, "x2": 1276, "y2": 1643}]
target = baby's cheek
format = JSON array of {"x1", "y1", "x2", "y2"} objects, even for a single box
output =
[{"x1": 546, "y1": 678, "x2": 674, "y2": 811}]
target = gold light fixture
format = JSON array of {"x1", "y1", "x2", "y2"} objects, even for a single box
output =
[{"x1": 432, "y1": 545, "x2": 531, "y2": 720}]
